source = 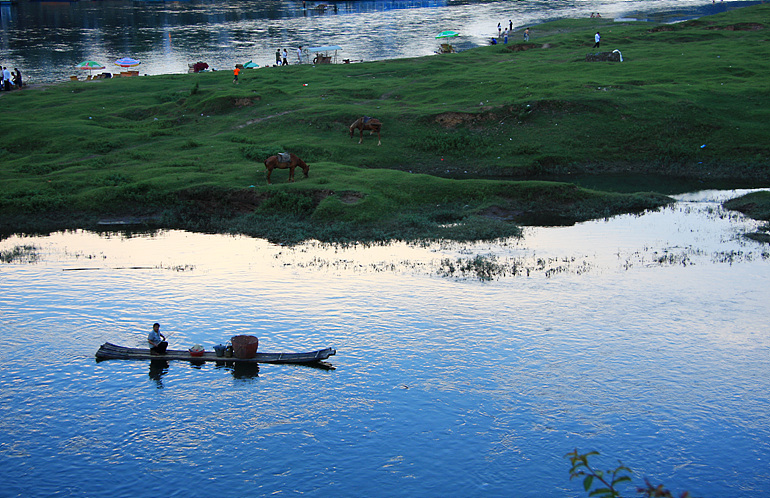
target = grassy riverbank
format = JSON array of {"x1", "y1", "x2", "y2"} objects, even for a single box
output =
[
  {"x1": 1, "y1": 4, "x2": 768, "y2": 242},
  {"x1": 724, "y1": 190, "x2": 770, "y2": 242}
]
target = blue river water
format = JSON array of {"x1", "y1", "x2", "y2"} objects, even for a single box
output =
[
  {"x1": 1, "y1": 189, "x2": 769, "y2": 496},
  {"x1": 0, "y1": 0, "x2": 761, "y2": 84}
]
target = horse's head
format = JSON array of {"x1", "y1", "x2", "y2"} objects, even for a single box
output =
[
  {"x1": 299, "y1": 158, "x2": 310, "y2": 177},
  {"x1": 349, "y1": 117, "x2": 364, "y2": 138}
]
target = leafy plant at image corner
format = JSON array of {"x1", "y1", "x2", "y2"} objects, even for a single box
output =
[{"x1": 565, "y1": 449, "x2": 692, "y2": 498}]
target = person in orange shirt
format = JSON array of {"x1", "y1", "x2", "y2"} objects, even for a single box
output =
[{"x1": 233, "y1": 65, "x2": 241, "y2": 84}]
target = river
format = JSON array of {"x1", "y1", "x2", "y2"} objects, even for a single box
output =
[
  {"x1": 0, "y1": 0, "x2": 762, "y2": 85},
  {"x1": 1, "y1": 188, "x2": 769, "y2": 496}
]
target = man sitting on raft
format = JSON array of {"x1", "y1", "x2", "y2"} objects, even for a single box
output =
[{"x1": 148, "y1": 323, "x2": 168, "y2": 354}]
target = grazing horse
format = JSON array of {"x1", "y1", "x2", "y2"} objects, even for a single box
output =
[
  {"x1": 349, "y1": 117, "x2": 382, "y2": 146},
  {"x1": 263, "y1": 152, "x2": 309, "y2": 184}
]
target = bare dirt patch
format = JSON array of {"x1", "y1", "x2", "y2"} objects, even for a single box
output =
[
  {"x1": 706, "y1": 23, "x2": 765, "y2": 31},
  {"x1": 433, "y1": 99, "x2": 585, "y2": 129},
  {"x1": 177, "y1": 188, "x2": 265, "y2": 214},
  {"x1": 505, "y1": 43, "x2": 540, "y2": 52},
  {"x1": 237, "y1": 110, "x2": 293, "y2": 129},
  {"x1": 338, "y1": 191, "x2": 365, "y2": 204},
  {"x1": 433, "y1": 111, "x2": 501, "y2": 128},
  {"x1": 233, "y1": 98, "x2": 256, "y2": 107},
  {"x1": 478, "y1": 206, "x2": 522, "y2": 221}
]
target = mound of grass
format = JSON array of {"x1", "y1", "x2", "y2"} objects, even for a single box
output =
[
  {"x1": 724, "y1": 190, "x2": 770, "y2": 244},
  {"x1": 724, "y1": 191, "x2": 770, "y2": 221}
]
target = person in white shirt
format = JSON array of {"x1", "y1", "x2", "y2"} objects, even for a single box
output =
[
  {"x1": 2, "y1": 67, "x2": 12, "y2": 91},
  {"x1": 148, "y1": 323, "x2": 168, "y2": 354}
]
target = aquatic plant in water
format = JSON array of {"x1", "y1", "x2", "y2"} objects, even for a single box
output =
[
  {"x1": 0, "y1": 245, "x2": 39, "y2": 264},
  {"x1": 566, "y1": 449, "x2": 691, "y2": 498}
]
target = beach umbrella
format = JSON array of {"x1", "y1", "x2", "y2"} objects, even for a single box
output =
[
  {"x1": 243, "y1": 60, "x2": 259, "y2": 69},
  {"x1": 75, "y1": 60, "x2": 106, "y2": 76},
  {"x1": 435, "y1": 30, "x2": 459, "y2": 39},
  {"x1": 115, "y1": 57, "x2": 141, "y2": 68}
]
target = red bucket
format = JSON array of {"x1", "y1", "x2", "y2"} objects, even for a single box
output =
[
  {"x1": 231, "y1": 335, "x2": 259, "y2": 359},
  {"x1": 189, "y1": 345, "x2": 205, "y2": 357}
]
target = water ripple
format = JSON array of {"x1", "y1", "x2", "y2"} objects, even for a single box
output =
[{"x1": 1, "y1": 191, "x2": 770, "y2": 496}]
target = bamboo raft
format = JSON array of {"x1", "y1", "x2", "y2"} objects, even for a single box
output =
[{"x1": 95, "y1": 342, "x2": 337, "y2": 369}]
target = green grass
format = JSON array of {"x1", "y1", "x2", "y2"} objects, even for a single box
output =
[
  {"x1": 1, "y1": 4, "x2": 769, "y2": 242},
  {"x1": 724, "y1": 191, "x2": 770, "y2": 221}
]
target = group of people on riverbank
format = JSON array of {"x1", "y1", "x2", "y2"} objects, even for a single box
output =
[
  {"x1": 491, "y1": 20, "x2": 529, "y2": 45},
  {"x1": 273, "y1": 46, "x2": 304, "y2": 66},
  {"x1": 0, "y1": 66, "x2": 22, "y2": 91}
]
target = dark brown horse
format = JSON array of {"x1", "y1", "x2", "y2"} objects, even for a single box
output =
[
  {"x1": 263, "y1": 153, "x2": 309, "y2": 184},
  {"x1": 349, "y1": 117, "x2": 382, "y2": 146}
]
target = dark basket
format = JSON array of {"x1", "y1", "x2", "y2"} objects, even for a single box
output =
[{"x1": 231, "y1": 335, "x2": 259, "y2": 359}]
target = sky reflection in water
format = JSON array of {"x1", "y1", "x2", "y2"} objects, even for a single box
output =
[{"x1": 1, "y1": 189, "x2": 769, "y2": 496}]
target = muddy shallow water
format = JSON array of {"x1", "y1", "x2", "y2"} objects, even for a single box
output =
[{"x1": 1, "y1": 188, "x2": 769, "y2": 497}]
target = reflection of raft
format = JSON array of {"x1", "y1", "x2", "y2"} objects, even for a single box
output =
[{"x1": 95, "y1": 342, "x2": 337, "y2": 369}]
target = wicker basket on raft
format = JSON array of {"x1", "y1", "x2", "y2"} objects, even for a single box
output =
[{"x1": 231, "y1": 335, "x2": 259, "y2": 359}]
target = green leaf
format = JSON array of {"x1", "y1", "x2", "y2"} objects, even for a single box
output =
[
  {"x1": 588, "y1": 488, "x2": 612, "y2": 497},
  {"x1": 583, "y1": 475, "x2": 594, "y2": 491}
]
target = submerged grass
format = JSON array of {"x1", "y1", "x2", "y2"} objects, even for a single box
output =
[{"x1": 1, "y1": 5, "x2": 769, "y2": 242}]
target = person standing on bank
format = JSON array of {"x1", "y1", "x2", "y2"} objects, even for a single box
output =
[
  {"x1": 282, "y1": 49, "x2": 288, "y2": 66},
  {"x1": 524, "y1": 27, "x2": 530, "y2": 42},
  {"x1": 297, "y1": 46, "x2": 303, "y2": 63},
  {"x1": 275, "y1": 49, "x2": 281, "y2": 66},
  {"x1": 148, "y1": 323, "x2": 168, "y2": 354},
  {"x1": 233, "y1": 65, "x2": 240, "y2": 83},
  {"x1": 2, "y1": 67, "x2": 11, "y2": 91},
  {"x1": 593, "y1": 31, "x2": 601, "y2": 48}
]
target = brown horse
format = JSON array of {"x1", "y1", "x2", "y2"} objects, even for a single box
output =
[
  {"x1": 263, "y1": 152, "x2": 309, "y2": 184},
  {"x1": 349, "y1": 117, "x2": 382, "y2": 146}
]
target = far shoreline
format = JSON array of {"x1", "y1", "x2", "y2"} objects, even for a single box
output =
[{"x1": 2, "y1": 0, "x2": 764, "y2": 87}]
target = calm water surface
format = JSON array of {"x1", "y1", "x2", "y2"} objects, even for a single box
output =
[
  {"x1": 1, "y1": 189, "x2": 769, "y2": 497},
  {"x1": 0, "y1": 0, "x2": 761, "y2": 84}
]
